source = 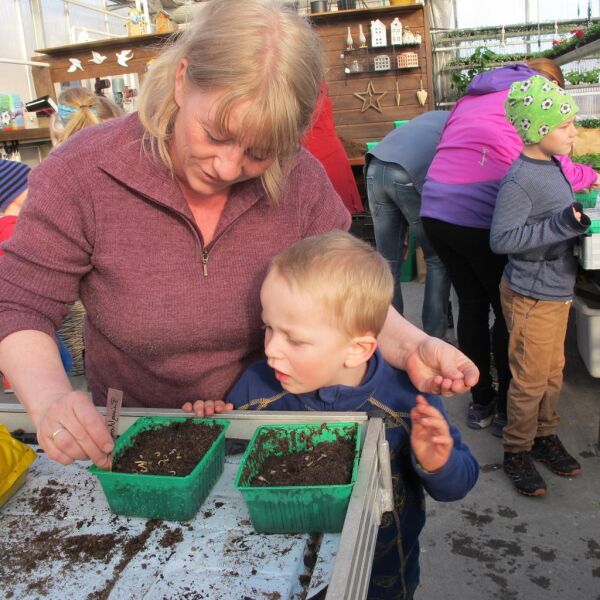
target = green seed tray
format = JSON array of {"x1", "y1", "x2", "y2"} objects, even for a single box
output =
[
  {"x1": 365, "y1": 141, "x2": 379, "y2": 151},
  {"x1": 394, "y1": 119, "x2": 410, "y2": 128},
  {"x1": 89, "y1": 417, "x2": 230, "y2": 522},
  {"x1": 234, "y1": 422, "x2": 360, "y2": 534}
]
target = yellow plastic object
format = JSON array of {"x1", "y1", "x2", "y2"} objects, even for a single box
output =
[{"x1": 0, "y1": 424, "x2": 36, "y2": 508}]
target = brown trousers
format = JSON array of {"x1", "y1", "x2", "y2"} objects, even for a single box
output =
[{"x1": 499, "y1": 278, "x2": 571, "y2": 453}]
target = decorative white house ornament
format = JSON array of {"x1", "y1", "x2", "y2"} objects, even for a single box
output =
[
  {"x1": 374, "y1": 55, "x2": 391, "y2": 71},
  {"x1": 89, "y1": 51, "x2": 108, "y2": 64},
  {"x1": 390, "y1": 18, "x2": 403, "y2": 45},
  {"x1": 370, "y1": 20, "x2": 387, "y2": 47},
  {"x1": 116, "y1": 49, "x2": 134, "y2": 68},
  {"x1": 346, "y1": 27, "x2": 354, "y2": 50},
  {"x1": 414, "y1": 32, "x2": 422, "y2": 44},
  {"x1": 359, "y1": 24, "x2": 367, "y2": 48},
  {"x1": 397, "y1": 52, "x2": 419, "y2": 68},
  {"x1": 67, "y1": 58, "x2": 84, "y2": 73}
]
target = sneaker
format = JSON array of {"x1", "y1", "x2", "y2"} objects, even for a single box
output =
[
  {"x1": 503, "y1": 451, "x2": 547, "y2": 496},
  {"x1": 490, "y1": 412, "x2": 507, "y2": 438},
  {"x1": 531, "y1": 434, "x2": 582, "y2": 477},
  {"x1": 466, "y1": 401, "x2": 495, "y2": 429}
]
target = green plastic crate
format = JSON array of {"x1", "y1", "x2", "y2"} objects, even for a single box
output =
[
  {"x1": 365, "y1": 141, "x2": 379, "y2": 152},
  {"x1": 583, "y1": 207, "x2": 600, "y2": 234},
  {"x1": 394, "y1": 119, "x2": 410, "y2": 128},
  {"x1": 234, "y1": 422, "x2": 360, "y2": 534},
  {"x1": 89, "y1": 417, "x2": 230, "y2": 521},
  {"x1": 575, "y1": 190, "x2": 598, "y2": 209}
]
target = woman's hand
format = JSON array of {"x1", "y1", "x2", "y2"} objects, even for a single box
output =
[
  {"x1": 182, "y1": 399, "x2": 233, "y2": 417},
  {"x1": 410, "y1": 395, "x2": 453, "y2": 473},
  {"x1": 404, "y1": 336, "x2": 479, "y2": 397},
  {"x1": 35, "y1": 390, "x2": 114, "y2": 469},
  {"x1": 378, "y1": 307, "x2": 479, "y2": 396}
]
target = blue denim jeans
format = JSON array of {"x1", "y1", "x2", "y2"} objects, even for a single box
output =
[{"x1": 366, "y1": 157, "x2": 451, "y2": 338}]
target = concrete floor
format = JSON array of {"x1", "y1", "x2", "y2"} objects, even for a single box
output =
[
  {"x1": 400, "y1": 281, "x2": 600, "y2": 600},
  {"x1": 1, "y1": 280, "x2": 598, "y2": 600}
]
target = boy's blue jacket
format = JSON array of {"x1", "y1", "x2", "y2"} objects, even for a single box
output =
[{"x1": 227, "y1": 349, "x2": 479, "y2": 598}]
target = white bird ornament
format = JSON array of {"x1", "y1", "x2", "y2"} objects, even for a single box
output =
[
  {"x1": 89, "y1": 51, "x2": 108, "y2": 65},
  {"x1": 67, "y1": 58, "x2": 84, "y2": 73},
  {"x1": 116, "y1": 49, "x2": 134, "y2": 68}
]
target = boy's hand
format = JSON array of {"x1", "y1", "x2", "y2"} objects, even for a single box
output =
[
  {"x1": 410, "y1": 395, "x2": 453, "y2": 473},
  {"x1": 573, "y1": 206, "x2": 582, "y2": 222},
  {"x1": 181, "y1": 399, "x2": 233, "y2": 417}
]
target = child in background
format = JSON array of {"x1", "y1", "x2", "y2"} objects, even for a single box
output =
[
  {"x1": 194, "y1": 231, "x2": 479, "y2": 600},
  {"x1": 490, "y1": 75, "x2": 589, "y2": 497},
  {"x1": 50, "y1": 87, "x2": 123, "y2": 146}
]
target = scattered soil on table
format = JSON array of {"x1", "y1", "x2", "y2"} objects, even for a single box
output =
[
  {"x1": 28, "y1": 479, "x2": 70, "y2": 516},
  {"x1": 112, "y1": 420, "x2": 223, "y2": 476},
  {"x1": 159, "y1": 526, "x2": 184, "y2": 548},
  {"x1": 247, "y1": 426, "x2": 356, "y2": 487},
  {"x1": 0, "y1": 515, "x2": 171, "y2": 598}
]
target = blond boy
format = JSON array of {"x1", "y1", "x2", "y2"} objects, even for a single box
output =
[{"x1": 197, "y1": 230, "x2": 478, "y2": 600}]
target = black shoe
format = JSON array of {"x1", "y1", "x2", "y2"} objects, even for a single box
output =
[
  {"x1": 531, "y1": 434, "x2": 582, "y2": 477},
  {"x1": 503, "y1": 451, "x2": 547, "y2": 496},
  {"x1": 490, "y1": 412, "x2": 507, "y2": 438},
  {"x1": 466, "y1": 401, "x2": 495, "y2": 429}
]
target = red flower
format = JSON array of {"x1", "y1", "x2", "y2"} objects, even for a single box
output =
[{"x1": 570, "y1": 28, "x2": 585, "y2": 38}]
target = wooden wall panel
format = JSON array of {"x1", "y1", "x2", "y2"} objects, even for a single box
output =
[
  {"x1": 31, "y1": 7, "x2": 433, "y2": 154},
  {"x1": 311, "y1": 4, "x2": 434, "y2": 151}
]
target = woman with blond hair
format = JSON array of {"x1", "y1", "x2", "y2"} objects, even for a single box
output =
[
  {"x1": 0, "y1": 0, "x2": 477, "y2": 470},
  {"x1": 50, "y1": 87, "x2": 122, "y2": 146}
]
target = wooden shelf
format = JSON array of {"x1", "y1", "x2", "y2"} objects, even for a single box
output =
[
  {"x1": 308, "y1": 4, "x2": 424, "y2": 20},
  {"x1": 0, "y1": 127, "x2": 50, "y2": 143},
  {"x1": 35, "y1": 31, "x2": 175, "y2": 56}
]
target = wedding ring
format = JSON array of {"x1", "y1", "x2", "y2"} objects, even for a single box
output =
[{"x1": 51, "y1": 427, "x2": 65, "y2": 441}]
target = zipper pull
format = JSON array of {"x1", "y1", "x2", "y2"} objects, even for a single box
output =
[{"x1": 202, "y1": 248, "x2": 209, "y2": 277}]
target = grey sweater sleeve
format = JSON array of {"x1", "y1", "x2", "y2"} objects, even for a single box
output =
[{"x1": 490, "y1": 180, "x2": 588, "y2": 255}]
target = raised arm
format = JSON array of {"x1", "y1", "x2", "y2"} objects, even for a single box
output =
[{"x1": 557, "y1": 154, "x2": 599, "y2": 191}]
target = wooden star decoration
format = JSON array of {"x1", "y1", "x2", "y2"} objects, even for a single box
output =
[{"x1": 354, "y1": 80, "x2": 387, "y2": 113}]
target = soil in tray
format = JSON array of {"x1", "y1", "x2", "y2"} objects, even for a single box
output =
[
  {"x1": 251, "y1": 438, "x2": 355, "y2": 487},
  {"x1": 112, "y1": 420, "x2": 222, "y2": 476}
]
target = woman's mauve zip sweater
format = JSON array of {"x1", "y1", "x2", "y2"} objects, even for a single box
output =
[{"x1": 0, "y1": 114, "x2": 350, "y2": 407}]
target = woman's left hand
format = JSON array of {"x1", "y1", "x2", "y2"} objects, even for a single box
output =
[{"x1": 404, "y1": 336, "x2": 479, "y2": 397}]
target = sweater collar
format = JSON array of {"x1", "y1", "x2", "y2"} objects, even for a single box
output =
[
  {"x1": 96, "y1": 113, "x2": 268, "y2": 238},
  {"x1": 296, "y1": 348, "x2": 383, "y2": 411}
]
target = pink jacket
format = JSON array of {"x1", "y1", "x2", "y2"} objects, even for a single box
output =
[
  {"x1": 422, "y1": 64, "x2": 597, "y2": 229},
  {"x1": 0, "y1": 114, "x2": 350, "y2": 407}
]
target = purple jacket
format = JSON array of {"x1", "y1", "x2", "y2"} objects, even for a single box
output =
[
  {"x1": 0, "y1": 114, "x2": 350, "y2": 408},
  {"x1": 421, "y1": 64, "x2": 597, "y2": 229}
]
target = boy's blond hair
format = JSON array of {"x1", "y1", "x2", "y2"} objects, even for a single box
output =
[
  {"x1": 269, "y1": 231, "x2": 393, "y2": 338},
  {"x1": 138, "y1": 0, "x2": 323, "y2": 206}
]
